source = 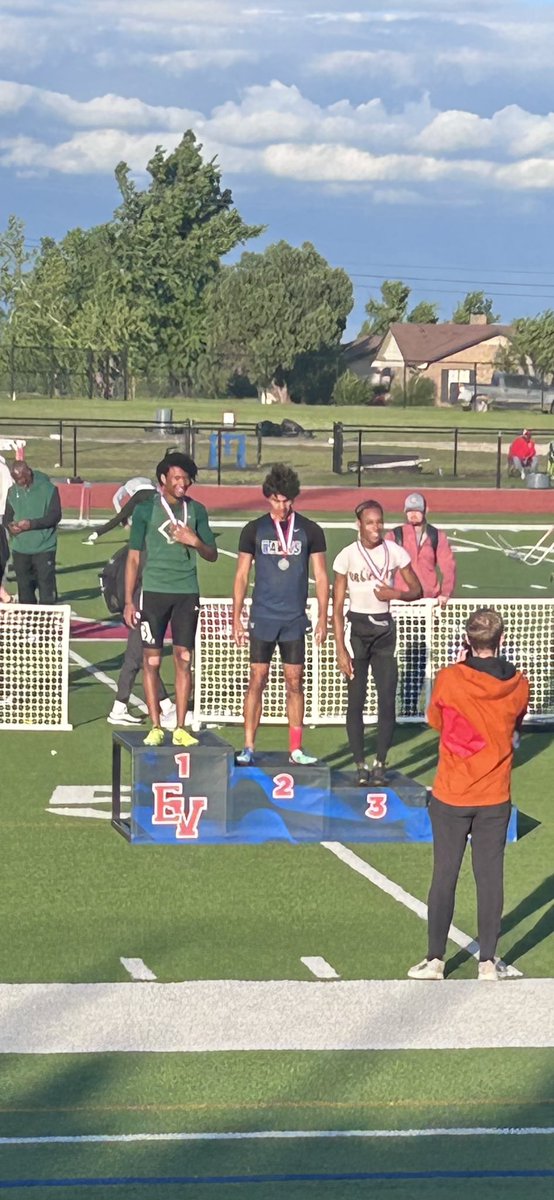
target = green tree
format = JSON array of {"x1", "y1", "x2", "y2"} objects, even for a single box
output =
[
  {"x1": 408, "y1": 300, "x2": 438, "y2": 324},
  {"x1": 452, "y1": 291, "x2": 500, "y2": 324},
  {"x1": 496, "y1": 311, "x2": 554, "y2": 381},
  {"x1": 111, "y1": 132, "x2": 263, "y2": 385},
  {"x1": 206, "y1": 240, "x2": 353, "y2": 402},
  {"x1": 359, "y1": 280, "x2": 410, "y2": 336}
]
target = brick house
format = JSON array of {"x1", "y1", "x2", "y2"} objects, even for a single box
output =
[{"x1": 348, "y1": 316, "x2": 512, "y2": 404}]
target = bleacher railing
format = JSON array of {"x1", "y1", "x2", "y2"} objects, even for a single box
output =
[{"x1": 193, "y1": 598, "x2": 553, "y2": 727}]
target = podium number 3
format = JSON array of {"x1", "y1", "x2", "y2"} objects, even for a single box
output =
[
  {"x1": 272, "y1": 773, "x2": 295, "y2": 800},
  {"x1": 365, "y1": 793, "x2": 388, "y2": 820}
]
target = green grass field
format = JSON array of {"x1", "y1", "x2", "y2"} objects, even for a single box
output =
[
  {"x1": 1, "y1": 513, "x2": 553, "y2": 1196},
  {"x1": 2, "y1": 394, "x2": 554, "y2": 488}
]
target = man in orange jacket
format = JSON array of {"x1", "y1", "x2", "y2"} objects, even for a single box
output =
[{"x1": 408, "y1": 608, "x2": 529, "y2": 982}]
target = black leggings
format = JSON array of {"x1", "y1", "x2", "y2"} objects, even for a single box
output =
[
  {"x1": 345, "y1": 612, "x2": 397, "y2": 764},
  {"x1": 427, "y1": 795, "x2": 511, "y2": 962}
]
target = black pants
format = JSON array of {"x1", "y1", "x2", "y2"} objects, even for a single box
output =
[
  {"x1": 345, "y1": 612, "x2": 397, "y2": 765},
  {"x1": 12, "y1": 550, "x2": 57, "y2": 604},
  {"x1": 427, "y1": 794, "x2": 511, "y2": 962},
  {"x1": 116, "y1": 622, "x2": 168, "y2": 705},
  {"x1": 0, "y1": 526, "x2": 8, "y2": 585}
]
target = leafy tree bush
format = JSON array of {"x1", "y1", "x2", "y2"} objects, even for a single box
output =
[
  {"x1": 331, "y1": 370, "x2": 375, "y2": 406},
  {"x1": 390, "y1": 374, "x2": 436, "y2": 407}
]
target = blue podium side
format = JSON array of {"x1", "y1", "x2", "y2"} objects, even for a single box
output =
[{"x1": 111, "y1": 734, "x2": 518, "y2": 845}]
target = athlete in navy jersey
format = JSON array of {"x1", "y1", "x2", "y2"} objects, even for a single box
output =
[{"x1": 232, "y1": 463, "x2": 329, "y2": 766}]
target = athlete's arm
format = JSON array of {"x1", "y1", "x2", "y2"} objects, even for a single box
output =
[
  {"x1": 311, "y1": 551, "x2": 329, "y2": 645},
  {"x1": 124, "y1": 549, "x2": 141, "y2": 628},
  {"x1": 375, "y1": 563, "x2": 422, "y2": 603},
  {"x1": 332, "y1": 571, "x2": 354, "y2": 680},
  {"x1": 169, "y1": 506, "x2": 218, "y2": 562},
  {"x1": 232, "y1": 552, "x2": 252, "y2": 647}
]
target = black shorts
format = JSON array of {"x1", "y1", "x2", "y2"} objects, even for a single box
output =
[{"x1": 140, "y1": 592, "x2": 199, "y2": 651}]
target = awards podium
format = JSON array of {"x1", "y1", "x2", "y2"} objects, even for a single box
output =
[{"x1": 111, "y1": 731, "x2": 518, "y2": 846}]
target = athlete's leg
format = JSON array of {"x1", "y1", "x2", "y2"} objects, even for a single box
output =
[
  {"x1": 171, "y1": 595, "x2": 200, "y2": 730},
  {"x1": 140, "y1": 592, "x2": 172, "y2": 728},
  {"x1": 244, "y1": 662, "x2": 271, "y2": 748},
  {"x1": 172, "y1": 646, "x2": 193, "y2": 728},
  {"x1": 143, "y1": 649, "x2": 163, "y2": 726},
  {"x1": 369, "y1": 619, "x2": 398, "y2": 764},
  {"x1": 280, "y1": 636, "x2": 306, "y2": 752}
]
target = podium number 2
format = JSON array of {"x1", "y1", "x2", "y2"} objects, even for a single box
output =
[{"x1": 272, "y1": 773, "x2": 295, "y2": 800}]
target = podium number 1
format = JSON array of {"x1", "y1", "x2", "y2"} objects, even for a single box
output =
[{"x1": 272, "y1": 773, "x2": 295, "y2": 800}]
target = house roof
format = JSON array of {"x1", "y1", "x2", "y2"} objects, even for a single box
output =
[
  {"x1": 342, "y1": 333, "x2": 383, "y2": 362},
  {"x1": 388, "y1": 322, "x2": 512, "y2": 365}
]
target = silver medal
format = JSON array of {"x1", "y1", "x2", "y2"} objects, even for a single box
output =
[{"x1": 278, "y1": 557, "x2": 290, "y2": 571}]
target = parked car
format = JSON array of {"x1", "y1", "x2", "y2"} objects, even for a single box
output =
[{"x1": 458, "y1": 371, "x2": 554, "y2": 413}]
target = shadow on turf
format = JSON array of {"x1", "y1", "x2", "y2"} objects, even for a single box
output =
[
  {"x1": 56, "y1": 560, "x2": 106, "y2": 575},
  {"x1": 446, "y1": 873, "x2": 554, "y2": 976}
]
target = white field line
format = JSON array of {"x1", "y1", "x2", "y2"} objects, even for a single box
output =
[
  {"x1": 322, "y1": 842, "x2": 480, "y2": 960},
  {"x1": 68, "y1": 647, "x2": 147, "y2": 713},
  {"x1": 120, "y1": 958, "x2": 157, "y2": 982},
  {"x1": 301, "y1": 956, "x2": 340, "y2": 980},
  {"x1": 0, "y1": 980, "x2": 552, "y2": 1051},
  {"x1": 1, "y1": 1127, "x2": 553, "y2": 1146}
]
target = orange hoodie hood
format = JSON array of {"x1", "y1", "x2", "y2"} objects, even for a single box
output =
[{"x1": 427, "y1": 660, "x2": 529, "y2": 806}]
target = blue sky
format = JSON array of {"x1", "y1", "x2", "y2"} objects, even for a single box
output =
[{"x1": 2, "y1": 0, "x2": 554, "y2": 338}]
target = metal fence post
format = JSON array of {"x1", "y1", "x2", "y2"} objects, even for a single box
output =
[
  {"x1": 453, "y1": 427, "x2": 459, "y2": 477},
  {"x1": 357, "y1": 429, "x2": 362, "y2": 488},
  {"x1": 256, "y1": 426, "x2": 262, "y2": 467},
  {"x1": 122, "y1": 347, "x2": 129, "y2": 402},
  {"x1": 217, "y1": 429, "x2": 222, "y2": 486},
  {"x1": 332, "y1": 422, "x2": 343, "y2": 474},
  {"x1": 72, "y1": 425, "x2": 78, "y2": 480},
  {"x1": 496, "y1": 432, "x2": 502, "y2": 488},
  {"x1": 87, "y1": 349, "x2": 94, "y2": 400},
  {"x1": 58, "y1": 418, "x2": 63, "y2": 468}
]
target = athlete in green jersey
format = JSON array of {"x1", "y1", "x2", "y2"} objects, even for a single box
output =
[{"x1": 124, "y1": 452, "x2": 217, "y2": 746}]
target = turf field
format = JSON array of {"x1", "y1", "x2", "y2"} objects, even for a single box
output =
[{"x1": 0, "y1": 512, "x2": 553, "y2": 1196}]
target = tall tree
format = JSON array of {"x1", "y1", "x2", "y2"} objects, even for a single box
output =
[
  {"x1": 111, "y1": 132, "x2": 262, "y2": 383},
  {"x1": 452, "y1": 291, "x2": 500, "y2": 324},
  {"x1": 496, "y1": 311, "x2": 554, "y2": 380},
  {"x1": 205, "y1": 241, "x2": 353, "y2": 402},
  {"x1": 359, "y1": 280, "x2": 410, "y2": 336},
  {"x1": 407, "y1": 300, "x2": 439, "y2": 324}
]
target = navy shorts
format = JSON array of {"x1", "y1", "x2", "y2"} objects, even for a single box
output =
[
  {"x1": 248, "y1": 613, "x2": 309, "y2": 666},
  {"x1": 140, "y1": 592, "x2": 199, "y2": 651}
]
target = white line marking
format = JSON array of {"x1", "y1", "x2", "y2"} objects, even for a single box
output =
[
  {"x1": 322, "y1": 842, "x2": 480, "y2": 959},
  {"x1": 120, "y1": 958, "x2": 157, "y2": 982},
  {"x1": 301, "y1": 956, "x2": 340, "y2": 980},
  {"x1": 2, "y1": 980, "x2": 551, "y2": 1052},
  {"x1": 0, "y1": 1127, "x2": 552, "y2": 1146},
  {"x1": 69, "y1": 647, "x2": 146, "y2": 712},
  {"x1": 462, "y1": 584, "x2": 478, "y2": 589},
  {"x1": 530, "y1": 584, "x2": 548, "y2": 590}
]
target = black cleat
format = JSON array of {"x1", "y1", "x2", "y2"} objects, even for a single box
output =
[{"x1": 356, "y1": 764, "x2": 370, "y2": 787}]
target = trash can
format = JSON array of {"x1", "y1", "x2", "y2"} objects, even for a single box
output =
[
  {"x1": 156, "y1": 407, "x2": 173, "y2": 433},
  {"x1": 526, "y1": 473, "x2": 551, "y2": 489}
]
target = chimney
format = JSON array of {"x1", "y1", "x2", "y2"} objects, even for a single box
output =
[{"x1": 469, "y1": 313, "x2": 488, "y2": 325}]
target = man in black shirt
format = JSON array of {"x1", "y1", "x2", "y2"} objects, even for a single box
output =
[{"x1": 232, "y1": 463, "x2": 329, "y2": 765}]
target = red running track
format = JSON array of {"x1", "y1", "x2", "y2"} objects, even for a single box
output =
[{"x1": 59, "y1": 481, "x2": 554, "y2": 515}]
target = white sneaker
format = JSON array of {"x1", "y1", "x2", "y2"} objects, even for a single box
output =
[
  {"x1": 520, "y1": 469, "x2": 525, "y2": 480},
  {"x1": 289, "y1": 748, "x2": 318, "y2": 766},
  {"x1": 107, "y1": 702, "x2": 143, "y2": 726},
  {"x1": 407, "y1": 958, "x2": 445, "y2": 980},
  {"x1": 478, "y1": 958, "x2": 522, "y2": 981},
  {"x1": 160, "y1": 701, "x2": 177, "y2": 731}
]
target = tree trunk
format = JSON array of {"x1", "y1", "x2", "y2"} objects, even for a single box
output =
[{"x1": 269, "y1": 379, "x2": 292, "y2": 404}]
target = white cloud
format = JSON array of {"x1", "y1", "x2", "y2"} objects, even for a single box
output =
[
  {"x1": 150, "y1": 49, "x2": 258, "y2": 73},
  {"x1": 312, "y1": 50, "x2": 418, "y2": 84},
  {"x1": 0, "y1": 128, "x2": 261, "y2": 176}
]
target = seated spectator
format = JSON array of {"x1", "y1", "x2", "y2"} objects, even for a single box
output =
[
  {"x1": 508, "y1": 430, "x2": 539, "y2": 480},
  {"x1": 547, "y1": 442, "x2": 554, "y2": 482}
]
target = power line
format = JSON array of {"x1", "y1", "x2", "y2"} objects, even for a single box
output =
[
  {"x1": 349, "y1": 272, "x2": 554, "y2": 291},
  {"x1": 352, "y1": 283, "x2": 554, "y2": 301},
  {"x1": 338, "y1": 260, "x2": 554, "y2": 277}
]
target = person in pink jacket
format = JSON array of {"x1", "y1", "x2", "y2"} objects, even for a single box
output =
[
  {"x1": 385, "y1": 492, "x2": 457, "y2": 715},
  {"x1": 386, "y1": 492, "x2": 456, "y2": 606}
]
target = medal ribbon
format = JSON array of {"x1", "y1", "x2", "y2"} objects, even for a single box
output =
[
  {"x1": 272, "y1": 514, "x2": 295, "y2": 556},
  {"x1": 357, "y1": 538, "x2": 390, "y2": 584},
  {"x1": 161, "y1": 495, "x2": 187, "y2": 527}
]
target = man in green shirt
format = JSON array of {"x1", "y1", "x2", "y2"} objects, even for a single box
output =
[
  {"x1": 124, "y1": 452, "x2": 217, "y2": 747},
  {"x1": 4, "y1": 462, "x2": 61, "y2": 603}
]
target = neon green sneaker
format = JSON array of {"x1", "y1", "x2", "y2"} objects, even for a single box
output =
[
  {"x1": 144, "y1": 726, "x2": 165, "y2": 747},
  {"x1": 172, "y1": 727, "x2": 198, "y2": 747}
]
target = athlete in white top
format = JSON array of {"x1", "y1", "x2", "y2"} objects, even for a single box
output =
[{"x1": 333, "y1": 498, "x2": 422, "y2": 785}]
